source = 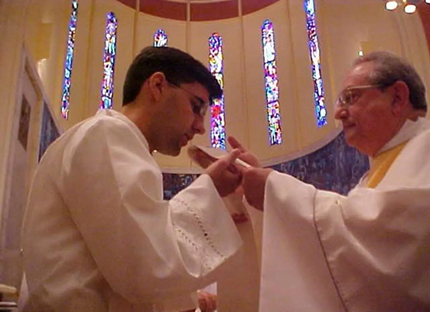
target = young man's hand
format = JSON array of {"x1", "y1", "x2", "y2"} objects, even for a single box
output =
[{"x1": 204, "y1": 149, "x2": 242, "y2": 197}]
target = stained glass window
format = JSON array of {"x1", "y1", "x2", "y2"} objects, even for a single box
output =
[
  {"x1": 153, "y1": 29, "x2": 168, "y2": 47},
  {"x1": 261, "y1": 19, "x2": 282, "y2": 145},
  {"x1": 100, "y1": 12, "x2": 118, "y2": 110},
  {"x1": 209, "y1": 33, "x2": 226, "y2": 149},
  {"x1": 60, "y1": 0, "x2": 79, "y2": 119},
  {"x1": 304, "y1": 0, "x2": 327, "y2": 127}
]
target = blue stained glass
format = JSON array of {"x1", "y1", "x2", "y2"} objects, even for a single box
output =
[
  {"x1": 60, "y1": 0, "x2": 79, "y2": 119},
  {"x1": 154, "y1": 29, "x2": 168, "y2": 47},
  {"x1": 209, "y1": 33, "x2": 226, "y2": 150},
  {"x1": 261, "y1": 19, "x2": 282, "y2": 145},
  {"x1": 100, "y1": 12, "x2": 117, "y2": 110},
  {"x1": 304, "y1": 0, "x2": 327, "y2": 127}
]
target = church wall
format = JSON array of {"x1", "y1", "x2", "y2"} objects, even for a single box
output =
[
  {"x1": 418, "y1": 2, "x2": 430, "y2": 53},
  {"x1": 0, "y1": 0, "x2": 32, "y2": 285},
  {"x1": 1, "y1": 1, "x2": 429, "y2": 176},
  {"x1": 2, "y1": 63, "x2": 37, "y2": 288},
  {"x1": 11, "y1": 0, "x2": 429, "y2": 173},
  {"x1": 242, "y1": 1, "x2": 305, "y2": 161},
  {"x1": 0, "y1": 0, "x2": 64, "y2": 286},
  {"x1": 163, "y1": 131, "x2": 369, "y2": 199},
  {"x1": 24, "y1": 0, "x2": 72, "y2": 127},
  {"x1": 82, "y1": 0, "x2": 135, "y2": 121},
  {"x1": 319, "y1": 1, "x2": 430, "y2": 107},
  {"x1": 188, "y1": 16, "x2": 247, "y2": 160}
]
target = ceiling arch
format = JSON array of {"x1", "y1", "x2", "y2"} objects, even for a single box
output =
[{"x1": 116, "y1": 0, "x2": 280, "y2": 21}]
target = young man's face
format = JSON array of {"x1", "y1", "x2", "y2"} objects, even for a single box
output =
[
  {"x1": 154, "y1": 81, "x2": 209, "y2": 156},
  {"x1": 334, "y1": 61, "x2": 401, "y2": 157}
]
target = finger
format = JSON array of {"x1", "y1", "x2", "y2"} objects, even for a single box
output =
[
  {"x1": 211, "y1": 149, "x2": 241, "y2": 174},
  {"x1": 229, "y1": 159, "x2": 247, "y2": 175},
  {"x1": 237, "y1": 164, "x2": 250, "y2": 174},
  {"x1": 227, "y1": 136, "x2": 247, "y2": 152},
  {"x1": 188, "y1": 146, "x2": 216, "y2": 168},
  {"x1": 222, "y1": 148, "x2": 241, "y2": 165},
  {"x1": 194, "y1": 153, "x2": 213, "y2": 168}
]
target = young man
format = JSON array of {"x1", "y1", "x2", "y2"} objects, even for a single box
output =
[
  {"x1": 21, "y1": 47, "x2": 245, "y2": 312},
  {"x1": 241, "y1": 51, "x2": 430, "y2": 311}
]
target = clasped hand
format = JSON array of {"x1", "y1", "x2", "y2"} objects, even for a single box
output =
[{"x1": 195, "y1": 136, "x2": 272, "y2": 211}]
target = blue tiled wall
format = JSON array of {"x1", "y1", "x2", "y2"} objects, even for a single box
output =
[{"x1": 163, "y1": 132, "x2": 369, "y2": 199}]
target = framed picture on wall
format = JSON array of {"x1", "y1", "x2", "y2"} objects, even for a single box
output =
[
  {"x1": 17, "y1": 96, "x2": 31, "y2": 151},
  {"x1": 38, "y1": 102, "x2": 60, "y2": 161}
]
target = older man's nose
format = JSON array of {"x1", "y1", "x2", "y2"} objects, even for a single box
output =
[{"x1": 334, "y1": 104, "x2": 348, "y2": 120}]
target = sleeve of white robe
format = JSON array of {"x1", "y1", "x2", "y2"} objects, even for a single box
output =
[
  {"x1": 216, "y1": 194, "x2": 261, "y2": 312},
  {"x1": 260, "y1": 171, "x2": 345, "y2": 312},
  {"x1": 59, "y1": 117, "x2": 242, "y2": 304}
]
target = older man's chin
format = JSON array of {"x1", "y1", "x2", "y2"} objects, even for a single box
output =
[{"x1": 343, "y1": 131, "x2": 359, "y2": 149}]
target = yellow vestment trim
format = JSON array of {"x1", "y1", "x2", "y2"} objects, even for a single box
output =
[{"x1": 366, "y1": 141, "x2": 408, "y2": 188}]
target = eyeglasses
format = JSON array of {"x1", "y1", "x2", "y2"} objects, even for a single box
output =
[
  {"x1": 335, "y1": 84, "x2": 385, "y2": 108},
  {"x1": 168, "y1": 81, "x2": 209, "y2": 117}
]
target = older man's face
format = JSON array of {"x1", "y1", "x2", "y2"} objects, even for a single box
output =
[{"x1": 334, "y1": 61, "x2": 400, "y2": 157}]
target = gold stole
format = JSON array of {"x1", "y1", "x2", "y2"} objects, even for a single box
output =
[{"x1": 366, "y1": 141, "x2": 408, "y2": 189}]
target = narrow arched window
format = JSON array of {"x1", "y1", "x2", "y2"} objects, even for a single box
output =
[
  {"x1": 153, "y1": 29, "x2": 168, "y2": 47},
  {"x1": 209, "y1": 33, "x2": 226, "y2": 149},
  {"x1": 304, "y1": 0, "x2": 327, "y2": 127},
  {"x1": 60, "y1": 0, "x2": 79, "y2": 119},
  {"x1": 100, "y1": 12, "x2": 118, "y2": 109},
  {"x1": 261, "y1": 19, "x2": 282, "y2": 145}
]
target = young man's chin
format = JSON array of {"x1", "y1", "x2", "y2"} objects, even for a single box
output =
[{"x1": 159, "y1": 147, "x2": 181, "y2": 157}]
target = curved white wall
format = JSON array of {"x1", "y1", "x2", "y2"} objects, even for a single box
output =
[{"x1": 3, "y1": 0, "x2": 430, "y2": 174}]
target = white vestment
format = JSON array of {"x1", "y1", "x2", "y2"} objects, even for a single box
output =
[
  {"x1": 260, "y1": 117, "x2": 430, "y2": 311},
  {"x1": 216, "y1": 196, "x2": 262, "y2": 312},
  {"x1": 21, "y1": 109, "x2": 243, "y2": 312}
]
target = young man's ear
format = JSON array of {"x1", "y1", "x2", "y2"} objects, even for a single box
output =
[
  {"x1": 391, "y1": 80, "x2": 410, "y2": 116},
  {"x1": 147, "y1": 72, "x2": 167, "y2": 103}
]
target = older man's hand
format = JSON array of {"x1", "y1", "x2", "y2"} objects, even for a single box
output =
[
  {"x1": 242, "y1": 167, "x2": 273, "y2": 211},
  {"x1": 227, "y1": 136, "x2": 260, "y2": 167}
]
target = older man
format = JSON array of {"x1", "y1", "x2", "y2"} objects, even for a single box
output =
[{"x1": 241, "y1": 51, "x2": 430, "y2": 311}]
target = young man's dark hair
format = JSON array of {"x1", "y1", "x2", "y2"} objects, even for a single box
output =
[{"x1": 122, "y1": 46, "x2": 222, "y2": 105}]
